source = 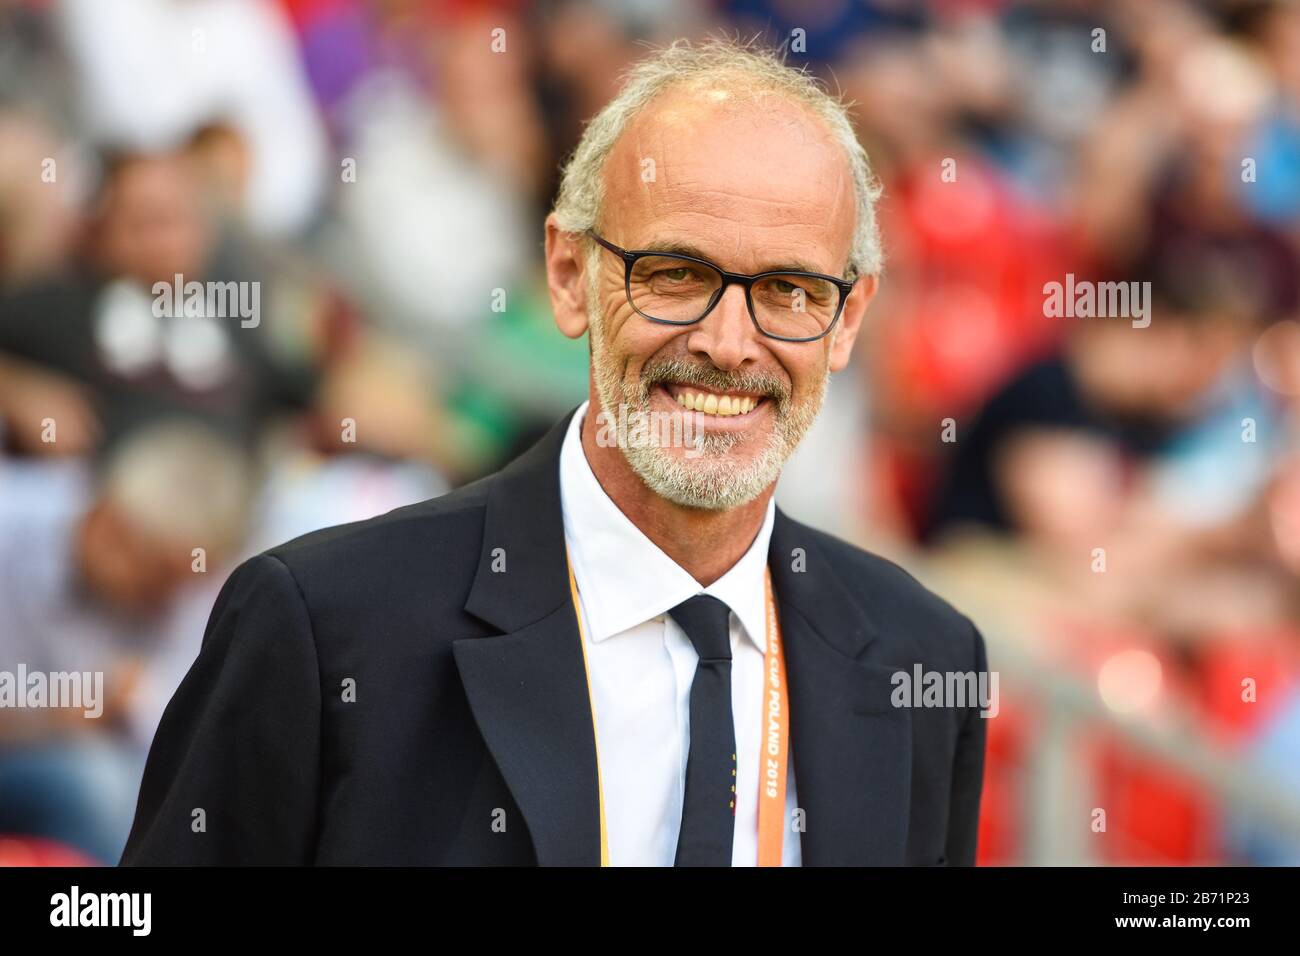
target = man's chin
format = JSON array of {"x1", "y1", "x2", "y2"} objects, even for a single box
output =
[{"x1": 621, "y1": 441, "x2": 780, "y2": 512}]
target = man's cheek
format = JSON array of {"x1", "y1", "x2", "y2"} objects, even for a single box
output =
[{"x1": 602, "y1": 296, "x2": 641, "y2": 337}]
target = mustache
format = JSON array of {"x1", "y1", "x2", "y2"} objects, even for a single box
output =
[{"x1": 638, "y1": 358, "x2": 791, "y2": 404}]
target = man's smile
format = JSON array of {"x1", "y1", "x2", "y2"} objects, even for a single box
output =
[{"x1": 651, "y1": 381, "x2": 773, "y2": 429}]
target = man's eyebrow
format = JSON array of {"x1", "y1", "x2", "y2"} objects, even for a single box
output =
[
  {"x1": 634, "y1": 239, "x2": 832, "y2": 276},
  {"x1": 636, "y1": 239, "x2": 717, "y2": 260}
]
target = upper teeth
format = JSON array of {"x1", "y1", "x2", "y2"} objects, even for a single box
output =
[{"x1": 674, "y1": 391, "x2": 757, "y2": 416}]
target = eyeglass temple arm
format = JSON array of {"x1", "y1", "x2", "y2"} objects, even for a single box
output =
[{"x1": 584, "y1": 230, "x2": 631, "y2": 259}]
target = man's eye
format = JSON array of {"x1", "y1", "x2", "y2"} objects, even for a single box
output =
[
  {"x1": 774, "y1": 279, "x2": 799, "y2": 294},
  {"x1": 660, "y1": 268, "x2": 692, "y2": 282}
]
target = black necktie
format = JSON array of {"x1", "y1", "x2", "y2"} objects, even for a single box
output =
[{"x1": 668, "y1": 594, "x2": 736, "y2": 867}]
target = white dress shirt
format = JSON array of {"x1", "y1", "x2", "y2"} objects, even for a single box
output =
[{"x1": 558, "y1": 401, "x2": 801, "y2": 866}]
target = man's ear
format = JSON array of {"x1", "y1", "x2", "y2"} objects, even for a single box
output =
[
  {"x1": 828, "y1": 274, "x2": 878, "y2": 372},
  {"x1": 544, "y1": 214, "x2": 590, "y2": 339}
]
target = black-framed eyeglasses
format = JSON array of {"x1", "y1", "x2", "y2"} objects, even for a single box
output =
[{"x1": 586, "y1": 230, "x2": 856, "y2": 343}]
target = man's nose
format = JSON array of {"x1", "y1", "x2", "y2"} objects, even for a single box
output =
[{"x1": 687, "y1": 283, "x2": 762, "y2": 371}]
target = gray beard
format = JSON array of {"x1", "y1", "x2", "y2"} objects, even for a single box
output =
[{"x1": 586, "y1": 301, "x2": 828, "y2": 511}]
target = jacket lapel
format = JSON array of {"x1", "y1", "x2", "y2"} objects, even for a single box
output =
[
  {"x1": 453, "y1": 408, "x2": 603, "y2": 866},
  {"x1": 769, "y1": 511, "x2": 913, "y2": 865}
]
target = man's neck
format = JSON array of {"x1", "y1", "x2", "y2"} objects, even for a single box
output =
[{"x1": 579, "y1": 403, "x2": 773, "y2": 587}]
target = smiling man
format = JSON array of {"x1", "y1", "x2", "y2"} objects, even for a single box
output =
[{"x1": 122, "y1": 39, "x2": 988, "y2": 867}]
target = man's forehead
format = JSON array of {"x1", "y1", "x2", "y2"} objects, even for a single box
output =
[{"x1": 602, "y1": 87, "x2": 856, "y2": 265}]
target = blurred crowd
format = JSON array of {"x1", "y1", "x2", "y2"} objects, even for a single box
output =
[{"x1": 1, "y1": 0, "x2": 1299, "y2": 865}]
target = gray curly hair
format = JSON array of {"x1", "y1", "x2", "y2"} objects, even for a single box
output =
[{"x1": 552, "y1": 37, "x2": 883, "y2": 280}]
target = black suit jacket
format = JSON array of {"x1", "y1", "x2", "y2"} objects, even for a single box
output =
[{"x1": 122, "y1": 408, "x2": 989, "y2": 866}]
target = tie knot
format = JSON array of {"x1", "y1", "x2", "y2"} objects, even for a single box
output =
[{"x1": 668, "y1": 594, "x2": 732, "y2": 662}]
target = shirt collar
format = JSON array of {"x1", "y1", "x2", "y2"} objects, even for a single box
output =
[{"x1": 558, "y1": 400, "x2": 775, "y2": 651}]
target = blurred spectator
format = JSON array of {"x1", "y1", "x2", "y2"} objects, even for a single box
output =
[
  {"x1": 0, "y1": 111, "x2": 82, "y2": 284},
  {"x1": 927, "y1": 252, "x2": 1277, "y2": 544},
  {"x1": 0, "y1": 420, "x2": 256, "y2": 863},
  {"x1": 0, "y1": 148, "x2": 316, "y2": 452},
  {"x1": 53, "y1": 0, "x2": 328, "y2": 237},
  {"x1": 326, "y1": 4, "x2": 570, "y2": 351}
]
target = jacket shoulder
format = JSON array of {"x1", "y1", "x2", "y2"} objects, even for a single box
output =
[
  {"x1": 795, "y1": 520, "x2": 983, "y2": 668},
  {"x1": 261, "y1": 476, "x2": 492, "y2": 588}
]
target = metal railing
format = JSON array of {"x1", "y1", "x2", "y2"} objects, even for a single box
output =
[{"x1": 912, "y1": 561, "x2": 1300, "y2": 864}]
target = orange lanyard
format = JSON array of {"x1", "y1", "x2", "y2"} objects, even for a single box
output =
[
  {"x1": 565, "y1": 549, "x2": 791, "y2": 866},
  {"x1": 756, "y1": 566, "x2": 791, "y2": 866}
]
